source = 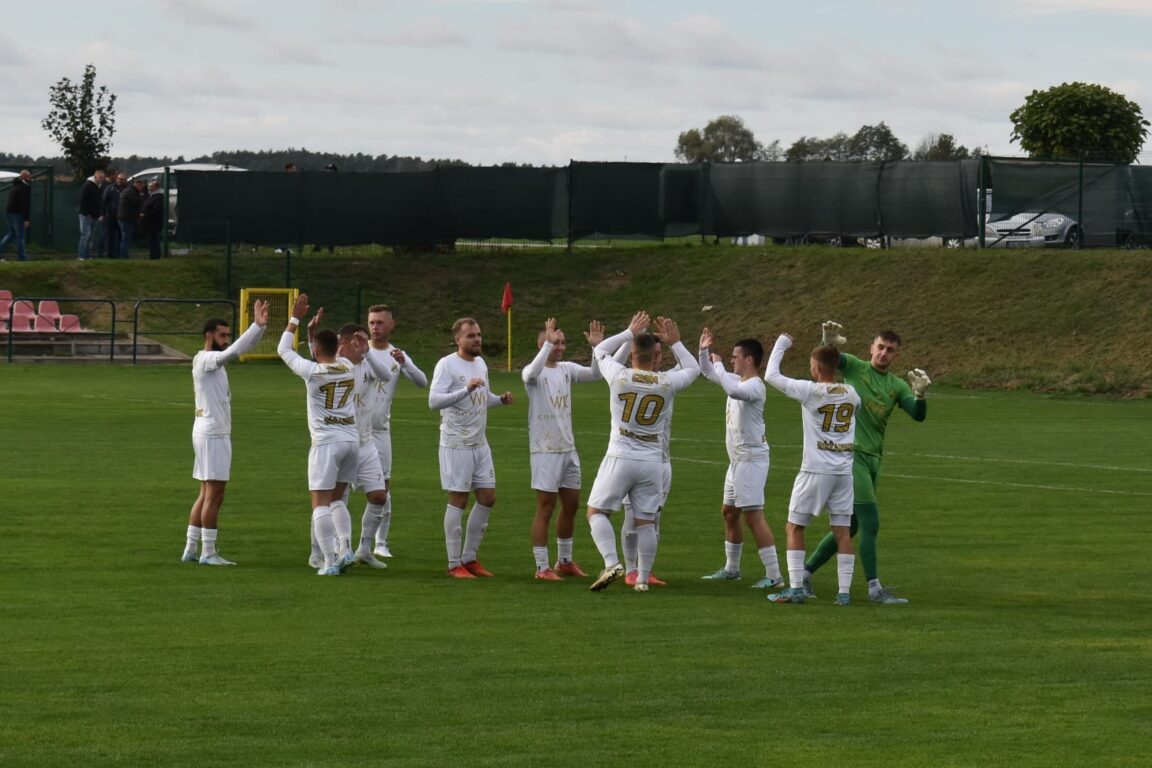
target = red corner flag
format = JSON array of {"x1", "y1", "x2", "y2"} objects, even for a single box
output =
[{"x1": 501, "y1": 282, "x2": 514, "y2": 314}]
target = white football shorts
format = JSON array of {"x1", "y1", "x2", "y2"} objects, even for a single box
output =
[
  {"x1": 787, "y1": 471, "x2": 854, "y2": 527},
  {"x1": 439, "y1": 443, "x2": 496, "y2": 492},
  {"x1": 308, "y1": 440, "x2": 359, "y2": 491},
  {"x1": 587, "y1": 456, "x2": 662, "y2": 521},
  {"x1": 371, "y1": 430, "x2": 393, "y2": 480},
  {"x1": 722, "y1": 458, "x2": 769, "y2": 509},
  {"x1": 192, "y1": 433, "x2": 231, "y2": 482},
  {"x1": 530, "y1": 450, "x2": 582, "y2": 493},
  {"x1": 351, "y1": 442, "x2": 387, "y2": 494}
]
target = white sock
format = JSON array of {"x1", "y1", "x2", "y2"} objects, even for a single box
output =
[
  {"x1": 786, "y1": 549, "x2": 806, "y2": 589},
  {"x1": 375, "y1": 495, "x2": 393, "y2": 547},
  {"x1": 312, "y1": 506, "x2": 337, "y2": 567},
  {"x1": 201, "y1": 527, "x2": 218, "y2": 558},
  {"x1": 621, "y1": 504, "x2": 637, "y2": 572},
  {"x1": 557, "y1": 537, "x2": 573, "y2": 564},
  {"x1": 358, "y1": 503, "x2": 385, "y2": 555},
  {"x1": 185, "y1": 525, "x2": 202, "y2": 556},
  {"x1": 330, "y1": 500, "x2": 353, "y2": 555},
  {"x1": 837, "y1": 554, "x2": 855, "y2": 595},
  {"x1": 589, "y1": 513, "x2": 619, "y2": 568},
  {"x1": 868, "y1": 578, "x2": 883, "y2": 594},
  {"x1": 760, "y1": 545, "x2": 782, "y2": 581},
  {"x1": 636, "y1": 524, "x2": 658, "y2": 583},
  {"x1": 309, "y1": 524, "x2": 322, "y2": 563},
  {"x1": 444, "y1": 504, "x2": 464, "y2": 568},
  {"x1": 462, "y1": 502, "x2": 492, "y2": 564},
  {"x1": 724, "y1": 540, "x2": 742, "y2": 574},
  {"x1": 533, "y1": 546, "x2": 550, "y2": 571}
]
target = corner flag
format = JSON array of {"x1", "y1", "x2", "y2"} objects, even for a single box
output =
[{"x1": 501, "y1": 282, "x2": 514, "y2": 371}]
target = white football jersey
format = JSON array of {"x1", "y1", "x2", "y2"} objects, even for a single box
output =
[
  {"x1": 593, "y1": 330, "x2": 699, "y2": 462},
  {"x1": 698, "y1": 351, "x2": 770, "y2": 462},
  {"x1": 350, "y1": 352, "x2": 397, "y2": 444},
  {"x1": 765, "y1": 336, "x2": 859, "y2": 475},
  {"x1": 278, "y1": 331, "x2": 359, "y2": 446},
  {"x1": 362, "y1": 344, "x2": 428, "y2": 433},
  {"x1": 429, "y1": 353, "x2": 503, "y2": 448},
  {"x1": 522, "y1": 341, "x2": 599, "y2": 454},
  {"x1": 191, "y1": 322, "x2": 265, "y2": 436}
]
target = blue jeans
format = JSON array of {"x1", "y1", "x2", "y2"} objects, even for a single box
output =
[
  {"x1": 118, "y1": 219, "x2": 136, "y2": 259},
  {"x1": 0, "y1": 212, "x2": 28, "y2": 261},
  {"x1": 78, "y1": 215, "x2": 97, "y2": 259}
]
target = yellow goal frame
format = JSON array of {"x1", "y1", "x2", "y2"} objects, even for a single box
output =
[{"x1": 239, "y1": 288, "x2": 300, "y2": 361}]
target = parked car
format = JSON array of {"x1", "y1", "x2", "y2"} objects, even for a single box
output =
[
  {"x1": 128, "y1": 163, "x2": 247, "y2": 233},
  {"x1": 983, "y1": 211, "x2": 1078, "y2": 248}
]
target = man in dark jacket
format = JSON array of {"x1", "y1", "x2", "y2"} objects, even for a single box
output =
[
  {"x1": 117, "y1": 177, "x2": 146, "y2": 259},
  {"x1": 103, "y1": 173, "x2": 126, "y2": 258},
  {"x1": 0, "y1": 169, "x2": 33, "y2": 262},
  {"x1": 142, "y1": 179, "x2": 165, "y2": 260},
  {"x1": 78, "y1": 169, "x2": 106, "y2": 260}
]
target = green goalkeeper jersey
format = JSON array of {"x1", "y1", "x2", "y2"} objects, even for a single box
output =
[{"x1": 839, "y1": 352, "x2": 927, "y2": 458}]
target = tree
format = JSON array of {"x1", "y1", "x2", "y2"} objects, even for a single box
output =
[
  {"x1": 911, "y1": 133, "x2": 971, "y2": 161},
  {"x1": 1010, "y1": 82, "x2": 1149, "y2": 164},
  {"x1": 41, "y1": 64, "x2": 117, "y2": 178},
  {"x1": 786, "y1": 133, "x2": 850, "y2": 162},
  {"x1": 847, "y1": 122, "x2": 908, "y2": 161},
  {"x1": 674, "y1": 115, "x2": 773, "y2": 163}
]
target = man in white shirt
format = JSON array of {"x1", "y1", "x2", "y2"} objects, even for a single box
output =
[
  {"x1": 586, "y1": 312, "x2": 699, "y2": 593},
  {"x1": 429, "y1": 317, "x2": 514, "y2": 578},
  {"x1": 363, "y1": 304, "x2": 428, "y2": 560},
  {"x1": 305, "y1": 314, "x2": 396, "y2": 570},
  {"x1": 696, "y1": 328, "x2": 784, "y2": 589},
  {"x1": 522, "y1": 317, "x2": 603, "y2": 580},
  {"x1": 183, "y1": 300, "x2": 269, "y2": 565},
  {"x1": 764, "y1": 334, "x2": 860, "y2": 606},
  {"x1": 278, "y1": 293, "x2": 372, "y2": 576}
]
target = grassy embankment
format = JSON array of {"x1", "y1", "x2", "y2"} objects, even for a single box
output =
[{"x1": 1, "y1": 243, "x2": 1148, "y2": 395}]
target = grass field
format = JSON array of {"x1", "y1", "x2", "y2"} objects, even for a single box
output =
[{"x1": 2, "y1": 360, "x2": 1150, "y2": 767}]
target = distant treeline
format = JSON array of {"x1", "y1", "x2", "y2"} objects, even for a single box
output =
[{"x1": 0, "y1": 148, "x2": 539, "y2": 178}]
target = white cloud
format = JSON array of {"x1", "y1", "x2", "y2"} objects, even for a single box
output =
[
  {"x1": 331, "y1": 19, "x2": 471, "y2": 48},
  {"x1": 1010, "y1": 0, "x2": 1152, "y2": 14}
]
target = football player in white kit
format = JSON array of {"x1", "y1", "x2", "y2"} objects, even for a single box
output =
[
  {"x1": 278, "y1": 293, "x2": 375, "y2": 576},
  {"x1": 522, "y1": 317, "x2": 604, "y2": 580},
  {"x1": 763, "y1": 334, "x2": 860, "y2": 605},
  {"x1": 696, "y1": 328, "x2": 784, "y2": 589},
  {"x1": 362, "y1": 304, "x2": 428, "y2": 560},
  {"x1": 586, "y1": 312, "x2": 699, "y2": 593},
  {"x1": 612, "y1": 337, "x2": 671, "y2": 587},
  {"x1": 183, "y1": 300, "x2": 269, "y2": 565},
  {"x1": 429, "y1": 318, "x2": 514, "y2": 579},
  {"x1": 305, "y1": 315, "x2": 397, "y2": 570}
]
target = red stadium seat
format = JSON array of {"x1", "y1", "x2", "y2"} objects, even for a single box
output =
[
  {"x1": 38, "y1": 300, "x2": 62, "y2": 321},
  {"x1": 58, "y1": 314, "x2": 82, "y2": 332},
  {"x1": 0, "y1": 299, "x2": 9, "y2": 318},
  {"x1": 33, "y1": 315, "x2": 57, "y2": 333},
  {"x1": 0, "y1": 289, "x2": 11, "y2": 301}
]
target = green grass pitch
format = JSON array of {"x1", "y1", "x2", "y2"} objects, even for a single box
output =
[{"x1": 1, "y1": 364, "x2": 1150, "y2": 767}]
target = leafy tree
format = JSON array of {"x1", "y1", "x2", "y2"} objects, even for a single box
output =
[
  {"x1": 911, "y1": 133, "x2": 971, "y2": 161},
  {"x1": 847, "y1": 122, "x2": 908, "y2": 161},
  {"x1": 675, "y1": 115, "x2": 773, "y2": 163},
  {"x1": 1010, "y1": 82, "x2": 1149, "y2": 164},
  {"x1": 41, "y1": 64, "x2": 117, "y2": 178},
  {"x1": 786, "y1": 132, "x2": 850, "y2": 162}
]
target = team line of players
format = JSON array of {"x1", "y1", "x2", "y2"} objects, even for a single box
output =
[{"x1": 186, "y1": 297, "x2": 931, "y2": 604}]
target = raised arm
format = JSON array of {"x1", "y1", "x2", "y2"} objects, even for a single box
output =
[
  {"x1": 570, "y1": 319, "x2": 605, "y2": 382},
  {"x1": 217, "y1": 300, "x2": 268, "y2": 365},
  {"x1": 522, "y1": 317, "x2": 558, "y2": 385},
  {"x1": 277, "y1": 294, "x2": 316, "y2": 378},
  {"x1": 391, "y1": 348, "x2": 428, "y2": 387},
  {"x1": 658, "y1": 316, "x2": 699, "y2": 390},
  {"x1": 900, "y1": 369, "x2": 929, "y2": 422},
  {"x1": 764, "y1": 333, "x2": 811, "y2": 402}
]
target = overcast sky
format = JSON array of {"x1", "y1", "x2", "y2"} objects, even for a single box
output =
[{"x1": 3, "y1": 0, "x2": 1150, "y2": 167}]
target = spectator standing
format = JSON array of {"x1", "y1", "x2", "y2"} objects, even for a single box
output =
[
  {"x1": 0, "y1": 169, "x2": 33, "y2": 262},
  {"x1": 78, "y1": 169, "x2": 105, "y2": 260},
  {"x1": 142, "y1": 179, "x2": 165, "y2": 260},
  {"x1": 117, "y1": 177, "x2": 146, "y2": 259},
  {"x1": 102, "y1": 173, "x2": 125, "y2": 258}
]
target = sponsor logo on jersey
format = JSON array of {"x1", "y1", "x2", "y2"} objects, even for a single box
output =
[
  {"x1": 816, "y1": 440, "x2": 854, "y2": 453},
  {"x1": 631, "y1": 372, "x2": 659, "y2": 384},
  {"x1": 323, "y1": 416, "x2": 356, "y2": 426}
]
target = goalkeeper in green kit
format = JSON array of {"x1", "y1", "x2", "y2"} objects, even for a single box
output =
[{"x1": 801, "y1": 321, "x2": 931, "y2": 604}]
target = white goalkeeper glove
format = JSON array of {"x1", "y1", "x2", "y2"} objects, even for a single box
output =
[
  {"x1": 907, "y1": 368, "x2": 932, "y2": 398},
  {"x1": 821, "y1": 321, "x2": 846, "y2": 347}
]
